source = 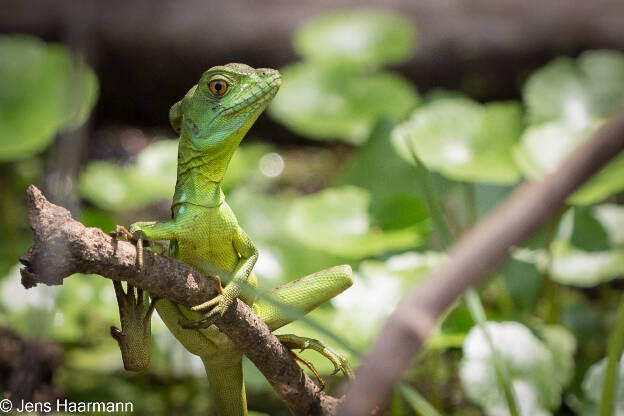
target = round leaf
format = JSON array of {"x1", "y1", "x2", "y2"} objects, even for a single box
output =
[
  {"x1": 293, "y1": 10, "x2": 417, "y2": 67},
  {"x1": 581, "y1": 355, "x2": 624, "y2": 415},
  {"x1": 392, "y1": 98, "x2": 523, "y2": 183},
  {"x1": 0, "y1": 35, "x2": 98, "y2": 161},
  {"x1": 286, "y1": 186, "x2": 421, "y2": 258},
  {"x1": 548, "y1": 205, "x2": 624, "y2": 287},
  {"x1": 460, "y1": 321, "x2": 575, "y2": 415},
  {"x1": 514, "y1": 121, "x2": 624, "y2": 204},
  {"x1": 524, "y1": 50, "x2": 624, "y2": 126},
  {"x1": 269, "y1": 63, "x2": 418, "y2": 144},
  {"x1": 79, "y1": 140, "x2": 178, "y2": 211}
]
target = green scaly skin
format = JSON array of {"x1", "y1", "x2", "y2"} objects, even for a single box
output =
[{"x1": 111, "y1": 63, "x2": 353, "y2": 416}]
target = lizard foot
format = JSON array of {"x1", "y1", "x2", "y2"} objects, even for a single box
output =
[
  {"x1": 110, "y1": 223, "x2": 155, "y2": 269},
  {"x1": 277, "y1": 333, "x2": 354, "y2": 380},
  {"x1": 179, "y1": 280, "x2": 239, "y2": 329},
  {"x1": 110, "y1": 281, "x2": 160, "y2": 371}
]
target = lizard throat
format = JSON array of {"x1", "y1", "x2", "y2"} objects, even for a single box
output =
[{"x1": 172, "y1": 172, "x2": 225, "y2": 209}]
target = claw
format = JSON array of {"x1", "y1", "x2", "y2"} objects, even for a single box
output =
[
  {"x1": 136, "y1": 236, "x2": 144, "y2": 269},
  {"x1": 277, "y1": 334, "x2": 354, "y2": 380},
  {"x1": 180, "y1": 282, "x2": 241, "y2": 329},
  {"x1": 289, "y1": 351, "x2": 325, "y2": 389},
  {"x1": 111, "y1": 225, "x2": 152, "y2": 269},
  {"x1": 111, "y1": 225, "x2": 134, "y2": 241},
  {"x1": 179, "y1": 307, "x2": 220, "y2": 329},
  {"x1": 190, "y1": 294, "x2": 223, "y2": 313},
  {"x1": 111, "y1": 281, "x2": 159, "y2": 371}
]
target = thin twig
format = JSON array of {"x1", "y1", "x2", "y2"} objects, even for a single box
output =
[{"x1": 339, "y1": 110, "x2": 624, "y2": 415}]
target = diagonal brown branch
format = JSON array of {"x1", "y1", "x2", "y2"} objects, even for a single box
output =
[
  {"x1": 18, "y1": 185, "x2": 340, "y2": 416},
  {"x1": 339, "y1": 109, "x2": 624, "y2": 416}
]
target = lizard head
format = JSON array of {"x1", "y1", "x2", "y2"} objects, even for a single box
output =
[{"x1": 176, "y1": 63, "x2": 281, "y2": 149}]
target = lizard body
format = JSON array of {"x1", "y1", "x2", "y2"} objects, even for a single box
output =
[{"x1": 112, "y1": 63, "x2": 353, "y2": 416}]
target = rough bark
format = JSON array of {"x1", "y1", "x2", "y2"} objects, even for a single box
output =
[{"x1": 18, "y1": 185, "x2": 340, "y2": 416}]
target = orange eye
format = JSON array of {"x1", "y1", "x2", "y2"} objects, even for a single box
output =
[{"x1": 209, "y1": 79, "x2": 228, "y2": 96}]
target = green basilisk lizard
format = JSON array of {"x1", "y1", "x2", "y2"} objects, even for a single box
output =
[{"x1": 110, "y1": 63, "x2": 353, "y2": 416}]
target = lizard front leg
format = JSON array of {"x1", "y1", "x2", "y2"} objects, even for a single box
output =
[
  {"x1": 114, "y1": 220, "x2": 178, "y2": 268},
  {"x1": 181, "y1": 227, "x2": 257, "y2": 329}
]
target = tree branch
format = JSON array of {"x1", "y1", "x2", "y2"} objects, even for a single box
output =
[
  {"x1": 18, "y1": 185, "x2": 340, "y2": 416},
  {"x1": 339, "y1": 110, "x2": 624, "y2": 415}
]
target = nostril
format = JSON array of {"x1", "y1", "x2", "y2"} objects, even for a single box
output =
[{"x1": 257, "y1": 68, "x2": 280, "y2": 77}]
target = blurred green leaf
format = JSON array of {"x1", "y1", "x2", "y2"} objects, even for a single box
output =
[
  {"x1": 517, "y1": 50, "x2": 624, "y2": 204},
  {"x1": 569, "y1": 206, "x2": 609, "y2": 252},
  {"x1": 460, "y1": 321, "x2": 575, "y2": 416},
  {"x1": 580, "y1": 354, "x2": 624, "y2": 415},
  {"x1": 339, "y1": 121, "x2": 432, "y2": 232},
  {"x1": 513, "y1": 121, "x2": 624, "y2": 205},
  {"x1": 269, "y1": 63, "x2": 418, "y2": 144},
  {"x1": 281, "y1": 251, "x2": 445, "y2": 355},
  {"x1": 370, "y1": 193, "x2": 428, "y2": 231},
  {"x1": 293, "y1": 10, "x2": 417, "y2": 68},
  {"x1": 500, "y1": 258, "x2": 543, "y2": 311},
  {"x1": 0, "y1": 35, "x2": 98, "y2": 161},
  {"x1": 392, "y1": 98, "x2": 523, "y2": 184},
  {"x1": 399, "y1": 383, "x2": 443, "y2": 416},
  {"x1": 549, "y1": 205, "x2": 624, "y2": 286},
  {"x1": 523, "y1": 50, "x2": 624, "y2": 126},
  {"x1": 79, "y1": 141, "x2": 270, "y2": 211},
  {"x1": 79, "y1": 140, "x2": 176, "y2": 211},
  {"x1": 221, "y1": 141, "x2": 273, "y2": 191},
  {"x1": 228, "y1": 188, "x2": 345, "y2": 288},
  {"x1": 539, "y1": 324, "x2": 577, "y2": 389},
  {"x1": 79, "y1": 207, "x2": 117, "y2": 233},
  {"x1": 0, "y1": 264, "x2": 120, "y2": 344},
  {"x1": 549, "y1": 241, "x2": 624, "y2": 287},
  {"x1": 286, "y1": 186, "x2": 423, "y2": 258}
]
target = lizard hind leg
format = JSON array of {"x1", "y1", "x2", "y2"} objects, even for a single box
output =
[
  {"x1": 253, "y1": 264, "x2": 353, "y2": 331},
  {"x1": 278, "y1": 333, "x2": 354, "y2": 380},
  {"x1": 110, "y1": 281, "x2": 159, "y2": 371},
  {"x1": 253, "y1": 265, "x2": 354, "y2": 381}
]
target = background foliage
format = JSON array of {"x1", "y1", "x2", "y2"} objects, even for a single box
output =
[{"x1": 1, "y1": 7, "x2": 624, "y2": 416}]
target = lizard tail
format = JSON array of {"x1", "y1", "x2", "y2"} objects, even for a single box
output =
[{"x1": 202, "y1": 357, "x2": 247, "y2": 416}]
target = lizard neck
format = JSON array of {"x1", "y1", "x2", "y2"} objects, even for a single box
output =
[
  {"x1": 172, "y1": 174, "x2": 224, "y2": 208},
  {"x1": 172, "y1": 142, "x2": 228, "y2": 208}
]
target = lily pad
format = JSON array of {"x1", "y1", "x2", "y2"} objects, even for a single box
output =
[
  {"x1": 460, "y1": 321, "x2": 575, "y2": 416},
  {"x1": 0, "y1": 35, "x2": 98, "y2": 161},
  {"x1": 546, "y1": 205, "x2": 624, "y2": 287},
  {"x1": 286, "y1": 186, "x2": 422, "y2": 258},
  {"x1": 293, "y1": 10, "x2": 417, "y2": 67},
  {"x1": 280, "y1": 251, "x2": 446, "y2": 355},
  {"x1": 228, "y1": 188, "x2": 347, "y2": 288},
  {"x1": 392, "y1": 98, "x2": 523, "y2": 184},
  {"x1": 79, "y1": 140, "x2": 177, "y2": 211},
  {"x1": 580, "y1": 354, "x2": 624, "y2": 416},
  {"x1": 524, "y1": 50, "x2": 624, "y2": 126},
  {"x1": 514, "y1": 121, "x2": 624, "y2": 205},
  {"x1": 80, "y1": 141, "x2": 270, "y2": 212},
  {"x1": 549, "y1": 241, "x2": 624, "y2": 287},
  {"x1": 339, "y1": 121, "x2": 432, "y2": 232},
  {"x1": 269, "y1": 63, "x2": 418, "y2": 144}
]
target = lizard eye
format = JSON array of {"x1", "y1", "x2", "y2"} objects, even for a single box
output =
[{"x1": 208, "y1": 79, "x2": 228, "y2": 96}]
